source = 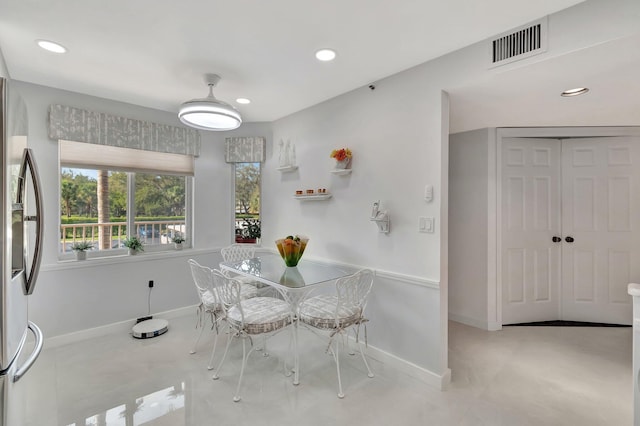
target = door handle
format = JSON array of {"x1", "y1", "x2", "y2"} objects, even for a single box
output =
[
  {"x1": 552, "y1": 236, "x2": 562, "y2": 243},
  {"x1": 565, "y1": 236, "x2": 574, "y2": 243},
  {"x1": 13, "y1": 322, "x2": 43, "y2": 383},
  {"x1": 17, "y1": 148, "x2": 43, "y2": 295}
]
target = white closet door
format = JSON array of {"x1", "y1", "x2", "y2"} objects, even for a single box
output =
[
  {"x1": 561, "y1": 137, "x2": 640, "y2": 324},
  {"x1": 501, "y1": 138, "x2": 562, "y2": 324}
]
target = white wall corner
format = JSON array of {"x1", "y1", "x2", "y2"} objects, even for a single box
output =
[
  {"x1": 449, "y1": 313, "x2": 491, "y2": 331},
  {"x1": 0, "y1": 46, "x2": 9, "y2": 78},
  {"x1": 365, "y1": 341, "x2": 452, "y2": 391}
]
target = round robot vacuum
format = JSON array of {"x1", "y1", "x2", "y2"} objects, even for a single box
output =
[{"x1": 132, "y1": 318, "x2": 169, "y2": 339}]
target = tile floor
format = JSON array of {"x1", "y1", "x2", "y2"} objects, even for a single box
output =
[{"x1": 22, "y1": 317, "x2": 632, "y2": 425}]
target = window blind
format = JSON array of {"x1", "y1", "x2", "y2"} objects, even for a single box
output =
[{"x1": 60, "y1": 140, "x2": 194, "y2": 176}]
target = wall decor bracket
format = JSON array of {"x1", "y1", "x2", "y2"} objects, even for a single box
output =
[
  {"x1": 370, "y1": 200, "x2": 390, "y2": 233},
  {"x1": 330, "y1": 169, "x2": 351, "y2": 175}
]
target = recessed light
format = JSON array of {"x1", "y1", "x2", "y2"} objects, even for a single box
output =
[
  {"x1": 315, "y1": 48, "x2": 336, "y2": 62},
  {"x1": 236, "y1": 98, "x2": 251, "y2": 104},
  {"x1": 561, "y1": 87, "x2": 589, "y2": 97},
  {"x1": 36, "y1": 40, "x2": 67, "y2": 53}
]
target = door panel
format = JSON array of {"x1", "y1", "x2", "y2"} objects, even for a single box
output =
[
  {"x1": 532, "y1": 248, "x2": 552, "y2": 301},
  {"x1": 502, "y1": 138, "x2": 561, "y2": 324},
  {"x1": 609, "y1": 250, "x2": 630, "y2": 303},
  {"x1": 506, "y1": 248, "x2": 525, "y2": 303},
  {"x1": 561, "y1": 137, "x2": 640, "y2": 324}
]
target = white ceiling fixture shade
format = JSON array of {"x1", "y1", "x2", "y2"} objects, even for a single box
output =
[{"x1": 178, "y1": 74, "x2": 242, "y2": 131}]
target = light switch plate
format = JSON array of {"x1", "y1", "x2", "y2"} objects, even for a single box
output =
[
  {"x1": 419, "y1": 216, "x2": 435, "y2": 233},
  {"x1": 424, "y1": 185, "x2": 433, "y2": 202}
]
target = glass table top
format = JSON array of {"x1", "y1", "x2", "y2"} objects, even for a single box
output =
[{"x1": 220, "y1": 253, "x2": 358, "y2": 290}]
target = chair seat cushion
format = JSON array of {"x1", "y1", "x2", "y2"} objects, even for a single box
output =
[
  {"x1": 227, "y1": 297, "x2": 292, "y2": 335},
  {"x1": 201, "y1": 290, "x2": 220, "y2": 312},
  {"x1": 298, "y1": 295, "x2": 361, "y2": 329},
  {"x1": 202, "y1": 283, "x2": 256, "y2": 312},
  {"x1": 239, "y1": 282, "x2": 258, "y2": 299}
]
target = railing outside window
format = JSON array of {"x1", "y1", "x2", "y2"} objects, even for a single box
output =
[{"x1": 60, "y1": 220, "x2": 185, "y2": 254}]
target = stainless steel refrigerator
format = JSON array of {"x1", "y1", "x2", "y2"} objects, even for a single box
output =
[{"x1": 0, "y1": 78, "x2": 44, "y2": 425}]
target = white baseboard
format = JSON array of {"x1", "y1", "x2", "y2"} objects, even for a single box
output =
[
  {"x1": 363, "y1": 340, "x2": 451, "y2": 390},
  {"x1": 43, "y1": 305, "x2": 197, "y2": 349},
  {"x1": 449, "y1": 312, "x2": 489, "y2": 330}
]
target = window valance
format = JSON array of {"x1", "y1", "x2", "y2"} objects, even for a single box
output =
[
  {"x1": 48, "y1": 104, "x2": 201, "y2": 156},
  {"x1": 225, "y1": 137, "x2": 265, "y2": 163}
]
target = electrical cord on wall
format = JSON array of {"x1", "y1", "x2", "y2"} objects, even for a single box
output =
[
  {"x1": 147, "y1": 286, "x2": 152, "y2": 316},
  {"x1": 135, "y1": 281, "x2": 155, "y2": 324}
]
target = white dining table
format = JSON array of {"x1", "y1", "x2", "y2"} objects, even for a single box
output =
[{"x1": 219, "y1": 253, "x2": 359, "y2": 384}]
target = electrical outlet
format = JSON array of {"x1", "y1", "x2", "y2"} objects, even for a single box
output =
[{"x1": 148, "y1": 280, "x2": 154, "y2": 288}]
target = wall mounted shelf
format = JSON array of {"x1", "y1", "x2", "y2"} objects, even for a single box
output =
[
  {"x1": 330, "y1": 169, "x2": 352, "y2": 176},
  {"x1": 293, "y1": 194, "x2": 332, "y2": 201},
  {"x1": 277, "y1": 165, "x2": 298, "y2": 172}
]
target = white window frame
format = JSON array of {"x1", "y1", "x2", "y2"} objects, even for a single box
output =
[
  {"x1": 58, "y1": 141, "x2": 194, "y2": 260},
  {"x1": 232, "y1": 162, "x2": 261, "y2": 245}
]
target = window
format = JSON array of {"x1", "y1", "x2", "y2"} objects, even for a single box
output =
[
  {"x1": 59, "y1": 141, "x2": 192, "y2": 258},
  {"x1": 234, "y1": 162, "x2": 261, "y2": 244},
  {"x1": 134, "y1": 173, "x2": 186, "y2": 246}
]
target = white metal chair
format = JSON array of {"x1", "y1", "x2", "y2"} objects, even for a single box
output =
[
  {"x1": 187, "y1": 259, "x2": 257, "y2": 370},
  {"x1": 211, "y1": 269, "x2": 295, "y2": 402},
  {"x1": 297, "y1": 269, "x2": 375, "y2": 398},
  {"x1": 221, "y1": 243, "x2": 256, "y2": 263},
  {"x1": 221, "y1": 244, "x2": 257, "y2": 286},
  {"x1": 221, "y1": 243, "x2": 275, "y2": 296}
]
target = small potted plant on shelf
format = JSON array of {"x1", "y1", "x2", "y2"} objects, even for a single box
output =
[
  {"x1": 71, "y1": 241, "x2": 93, "y2": 261},
  {"x1": 123, "y1": 236, "x2": 144, "y2": 255},
  {"x1": 330, "y1": 148, "x2": 352, "y2": 169},
  {"x1": 236, "y1": 219, "x2": 261, "y2": 244},
  {"x1": 171, "y1": 234, "x2": 185, "y2": 250}
]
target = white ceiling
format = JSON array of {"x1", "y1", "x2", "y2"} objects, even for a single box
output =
[
  {"x1": 448, "y1": 30, "x2": 640, "y2": 133},
  {"x1": 0, "y1": 0, "x2": 591, "y2": 126}
]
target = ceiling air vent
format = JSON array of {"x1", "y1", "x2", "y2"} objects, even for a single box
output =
[{"x1": 490, "y1": 18, "x2": 547, "y2": 68}]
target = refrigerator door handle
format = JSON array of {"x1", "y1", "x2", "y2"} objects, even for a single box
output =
[
  {"x1": 12, "y1": 322, "x2": 43, "y2": 383},
  {"x1": 16, "y1": 148, "x2": 44, "y2": 295}
]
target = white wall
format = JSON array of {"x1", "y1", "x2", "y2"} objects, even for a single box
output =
[
  {"x1": 448, "y1": 129, "x2": 492, "y2": 329},
  {"x1": 266, "y1": 66, "x2": 449, "y2": 382},
  {"x1": 10, "y1": 80, "x2": 272, "y2": 337},
  {"x1": 267, "y1": 73, "x2": 445, "y2": 278}
]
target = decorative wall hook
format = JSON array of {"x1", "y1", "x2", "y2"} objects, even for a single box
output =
[{"x1": 370, "y1": 200, "x2": 390, "y2": 233}]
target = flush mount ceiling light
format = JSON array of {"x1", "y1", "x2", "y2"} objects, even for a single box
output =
[
  {"x1": 178, "y1": 74, "x2": 242, "y2": 131},
  {"x1": 36, "y1": 39, "x2": 67, "y2": 53},
  {"x1": 315, "y1": 48, "x2": 336, "y2": 62},
  {"x1": 561, "y1": 87, "x2": 589, "y2": 97},
  {"x1": 236, "y1": 98, "x2": 251, "y2": 104}
]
